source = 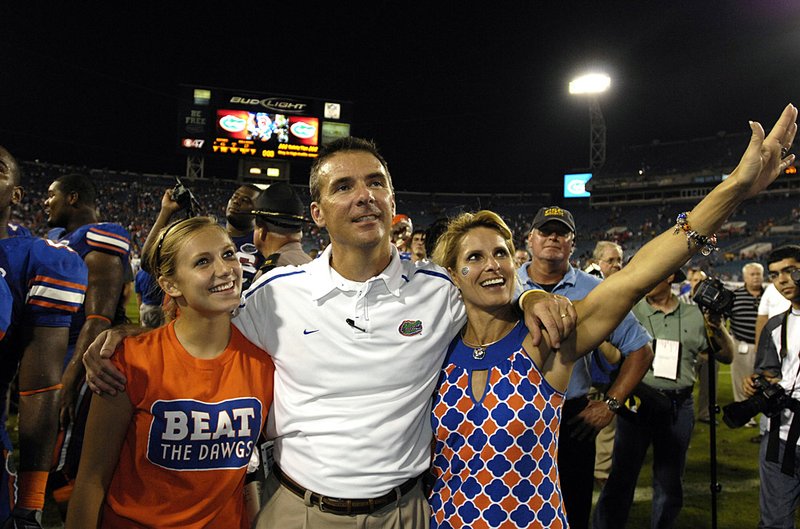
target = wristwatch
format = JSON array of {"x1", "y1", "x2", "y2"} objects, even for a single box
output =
[{"x1": 604, "y1": 396, "x2": 621, "y2": 413}]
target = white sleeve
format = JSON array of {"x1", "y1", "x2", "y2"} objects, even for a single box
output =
[
  {"x1": 233, "y1": 283, "x2": 272, "y2": 352},
  {"x1": 758, "y1": 285, "x2": 774, "y2": 316}
]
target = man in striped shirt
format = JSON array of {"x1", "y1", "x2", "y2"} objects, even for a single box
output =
[{"x1": 729, "y1": 262, "x2": 765, "y2": 404}]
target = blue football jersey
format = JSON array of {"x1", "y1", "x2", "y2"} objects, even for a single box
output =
[
  {"x1": 0, "y1": 276, "x2": 10, "y2": 342},
  {"x1": 6, "y1": 223, "x2": 31, "y2": 238},
  {"x1": 49, "y1": 223, "x2": 131, "y2": 333},
  {"x1": 230, "y1": 232, "x2": 264, "y2": 290},
  {"x1": 0, "y1": 237, "x2": 88, "y2": 331}
]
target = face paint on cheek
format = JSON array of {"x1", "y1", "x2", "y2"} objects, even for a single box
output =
[{"x1": 461, "y1": 267, "x2": 470, "y2": 276}]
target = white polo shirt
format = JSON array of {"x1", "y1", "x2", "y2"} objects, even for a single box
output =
[{"x1": 234, "y1": 245, "x2": 465, "y2": 497}]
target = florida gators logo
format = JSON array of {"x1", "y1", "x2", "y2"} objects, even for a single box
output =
[{"x1": 398, "y1": 320, "x2": 423, "y2": 336}]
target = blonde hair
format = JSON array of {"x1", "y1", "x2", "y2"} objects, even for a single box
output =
[
  {"x1": 143, "y1": 217, "x2": 230, "y2": 321},
  {"x1": 432, "y1": 210, "x2": 515, "y2": 271}
]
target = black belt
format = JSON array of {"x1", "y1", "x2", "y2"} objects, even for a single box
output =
[
  {"x1": 660, "y1": 386, "x2": 693, "y2": 401},
  {"x1": 272, "y1": 464, "x2": 420, "y2": 515}
]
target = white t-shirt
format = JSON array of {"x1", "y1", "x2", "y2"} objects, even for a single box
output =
[
  {"x1": 234, "y1": 245, "x2": 466, "y2": 497},
  {"x1": 761, "y1": 309, "x2": 800, "y2": 443},
  {"x1": 759, "y1": 283, "x2": 792, "y2": 318}
]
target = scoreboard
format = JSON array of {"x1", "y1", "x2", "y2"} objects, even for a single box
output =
[{"x1": 177, "y1": 86, "x2": 353, "y2": 160}]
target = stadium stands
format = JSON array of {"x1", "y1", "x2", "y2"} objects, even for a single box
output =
[{"x1": 12, "y1": 129, "x2": 800, "y2": 284}]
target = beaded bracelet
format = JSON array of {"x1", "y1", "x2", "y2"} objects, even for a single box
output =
[{"x1": 673, "y1": 212, "x2": 718, "y2": 256}]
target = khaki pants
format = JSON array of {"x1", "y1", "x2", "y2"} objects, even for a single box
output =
[
  {"x1": 731, "y1": 338, "x2": 756, "y2": 403},
  {"x1": 253, "y1": 471, "x2": 430, "y2": 529},
  {"x1": 594, "y1": 415, "x2": 617, "y2": 480}
]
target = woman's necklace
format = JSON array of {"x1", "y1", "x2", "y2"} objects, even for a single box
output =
[{"x1": 461, "y1": 323, "x2": 516, "y2": 360}]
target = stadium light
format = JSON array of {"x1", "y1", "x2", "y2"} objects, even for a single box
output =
[
  {"x1": 569, "y1": 73, "x2": 611, "y2": 95},
  {"x1": 569, "y1": 73, "x2": 611, "y2": 169}
]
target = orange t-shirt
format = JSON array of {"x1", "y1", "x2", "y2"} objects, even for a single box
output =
[{"x1": 102, "y1": 322, "x2": 274, "y2": 528}]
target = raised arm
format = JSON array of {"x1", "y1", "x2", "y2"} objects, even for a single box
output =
[
  {"x1": 139, "y1": 189, "x2": 181, "y2": 272},
  {"x1": 573, "y1": 104, "x2": 797, "y2": 357}
]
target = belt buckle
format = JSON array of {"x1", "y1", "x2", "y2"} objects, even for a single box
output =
[{"x1": 318, "y1": 496, "x2": 348, "y2": 515}]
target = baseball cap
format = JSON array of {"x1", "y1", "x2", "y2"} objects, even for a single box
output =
[
  {"x1": 530, "y1": 206, "x2": 576, "y2": 233},
  {"x1": 249, "y1": 182, "x2": 309, "y2": 228}
]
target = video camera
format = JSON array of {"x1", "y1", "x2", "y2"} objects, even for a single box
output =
[
  {"x1": 722, "y1": 375, "x2": 798, "y2": 428},
  {"x1": 171, "y1": 176, "x2": 200, "y2": 217},
  {"x1": 692, "y1": 277, "x2": 734, "y2": 316}
]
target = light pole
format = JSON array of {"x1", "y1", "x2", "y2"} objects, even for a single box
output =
[{"x1": 569, "y1": 73, "x2": 611, "y2": 170}]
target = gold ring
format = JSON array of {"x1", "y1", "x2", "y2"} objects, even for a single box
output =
[{"x1": 560, "y1": 314, "x2": 567, "y2": 318}]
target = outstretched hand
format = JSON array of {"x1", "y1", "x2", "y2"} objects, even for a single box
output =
[{"x1": 732, "y1": 104, "x2": 798, "y2": 198}]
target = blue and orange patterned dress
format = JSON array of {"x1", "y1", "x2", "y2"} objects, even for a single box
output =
[{"x1": 430, "y1": 320, "x2": 568, "y2": 529}]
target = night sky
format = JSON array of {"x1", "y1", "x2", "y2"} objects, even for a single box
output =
[{"x1": 2, "y1": 2, "x2": 800, "y2": 195}]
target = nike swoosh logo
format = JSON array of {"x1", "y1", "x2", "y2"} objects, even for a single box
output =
[{"x1": 303, "y1": 329, "x2": 320, "y2": 335}]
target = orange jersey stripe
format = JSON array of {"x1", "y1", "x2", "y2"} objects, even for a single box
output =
[
  {"x1": 29, "y1": 299, "x2": 81, "y2": 313},
  {"x1": 86, "y1": 240, "x2": 128, "y2": 254},
  {"x1": 89, "y1": 228, "x2": 130, "y2": 242},
  {"x1": 30, "y1": 275, "x2": 87, "y2": 291}
]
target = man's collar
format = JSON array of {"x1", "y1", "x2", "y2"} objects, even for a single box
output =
[
  {"x1": 309, "y1": 245, "x2": 403, "y2": 300},
  {"x1": 640, "y1": 294, "x2": 680, "y2": 315},
  {"x1": 517, "y1": 262, "x2": 576, "y2": 289}
]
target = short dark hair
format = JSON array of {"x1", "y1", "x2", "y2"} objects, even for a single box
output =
[
  {"x1": 55, "y1": 173, "x2": 96, "y2": 206},
  {"x1": 767, "y1": 245, "x2": 800, "y2": 266},
  {"x1": 308, "y1": 137, "x2": 392, "y2": 203}
]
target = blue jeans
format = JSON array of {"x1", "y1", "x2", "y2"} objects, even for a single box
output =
[
  {"x1": 592, "y1": 394, "x2": 694, "y2": 529},
  {"x1": 759, "y1": 435, "x2": 800, "y2": 529}
]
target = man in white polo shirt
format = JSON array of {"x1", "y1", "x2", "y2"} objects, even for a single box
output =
[{"x1": 84, "y1": 137, "x2": 575, "y2": 529}]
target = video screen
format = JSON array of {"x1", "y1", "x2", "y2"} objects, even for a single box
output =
[
  {"x1": 216, "y1": 110, "x2": 318, "y2": 146},
  {"x1": 178, "y1": 86, "x2": 351, "y2": 160}
]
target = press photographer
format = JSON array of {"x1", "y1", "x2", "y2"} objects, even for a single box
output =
[{"x1": 742, "y1": 244, "x2": 800, "y2": 527}]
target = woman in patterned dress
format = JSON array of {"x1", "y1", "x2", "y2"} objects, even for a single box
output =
[{"x1": 427, "y1": 104, "x2": 797, "y2": 528}]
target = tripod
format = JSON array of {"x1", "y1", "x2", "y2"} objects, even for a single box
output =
[{"x1": 706, "y1": 352, "x2": 722, "y2": 529}]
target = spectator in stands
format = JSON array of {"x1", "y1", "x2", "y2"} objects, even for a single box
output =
[
  {"x1": 134, "y1": 268, "x2": 164, "y2": 328},
  {"x1": 44, "y1": 172, "x2": 132, "y2": 518},
  {"x1": 410, "y1": 229, "x2": 427, "y2": 263},
  {"x1": 391, "y1": 213, "x2": 413, "y2": 259},
  {"x1": 517, "y1": 205, "x2": 654, "y2": 529},
  {"x1": 593, "y1": 265, "x2": 735, "y2": 529},
  {"x1": 594, "y1": 240, "x2": 624, "y2": 278},
  {"x1": 514, "y1": 248, "x2": 530, "y2": 268},
  {"x1": 729, "y1": 263, "x2": 764, "y2": 409},
  {"x1": 0, "y1": 146, "x2": 88, "y2": 528}
]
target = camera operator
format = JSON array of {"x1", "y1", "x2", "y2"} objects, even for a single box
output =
[
  {"x1": 593, "y1": 270, "x2": 734, "y2": 529},
  {"x1": 743, "y1": 245, "x2": 800, "y2": 528}
]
